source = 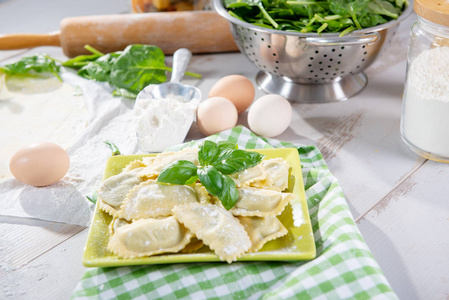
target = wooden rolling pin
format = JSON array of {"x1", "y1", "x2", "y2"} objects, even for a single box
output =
[{"x1": 0, "y1": 11, "x2": 239, "y2": 57}]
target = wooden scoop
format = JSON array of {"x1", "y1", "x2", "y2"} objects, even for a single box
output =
[{"x1": 0, "y1": 11, "x2": 238, "y2": 57}]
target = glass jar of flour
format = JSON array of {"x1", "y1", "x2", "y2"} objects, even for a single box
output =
[{"x1": 401, "y1": 0, "x2": 449, "y2": 162}]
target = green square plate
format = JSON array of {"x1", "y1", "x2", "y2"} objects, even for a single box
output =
[{"x1": 82, "y1": 148, "x2": 316, "y2": 267}]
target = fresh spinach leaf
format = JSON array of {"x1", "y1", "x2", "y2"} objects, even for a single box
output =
[
  {"x1": 225, "y1": 0, "x2": 408, "y2": 35},
  {"x1": 367, "y1": 0, "x2": 399, "y2": 18},
  {"x1": 0, "y1": 54, "x2": 62, "y2": 81},
  {"x1": 110, "y1": 44, "x2": 169, "y2": 94},
  {"x1": 62, "y1": 54, "x2": 102, "y2": 68},
  {"x1": 78, "y1": 52, "x2": 121, "y2": 82},
  {"x1": 112, "y1": 88, "x2": 138, "y2": 99},
  {"x1": 63, "y1": 44, "x2": 201, "y2": 98}
]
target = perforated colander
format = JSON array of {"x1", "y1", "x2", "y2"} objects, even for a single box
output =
[{"x1": 214, "y1": 0, "x2": 413, "y2": 102}]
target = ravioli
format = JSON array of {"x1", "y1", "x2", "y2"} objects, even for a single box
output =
[
  {"x1": 238, "y1": 216, "x2": 288, "y2": 252},
  {"x1": 230, "y1": 164, "x2": 266, "y2": 187},
  {"x1": 108, "y1": 216, "x2": 192, "y2": 258},
  {"x1": 172, "y1": 203, "x2": 251, "y2": 263},
  {"x1": 229, "y1": 187, "x2": 296, "y2": 217},
  {"x1": 97, "y1": 148, "x2": 301, "y2": 263},
  {"x1": 251, "y1": 158, "x2": 290, "y2": 191},
  {"x1": 138, "y1": 147, "x2": 199, "y2": 180},
  {"x1": 108, "y1": 216, "x2": 131, "y2": 236},
  {"x1": 97, "y1": 167, "x2": 144, "y2": 216},
  {"x1": 123, "y1": 159, "x2": 147, "y2": 172},
  {"x1": 118, "y1": 180, "x2": 210, "y2": 221},
  {"x1": 180, "y1": 237, "x2": 204, "y2": 253}
]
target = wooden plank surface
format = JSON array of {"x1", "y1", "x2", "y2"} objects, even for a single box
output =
[
  {"x1": 1, "y1": 0, "x2": 449, "y2": 299},
  {"x1": 356, "y1": 159, "x2": 449, "y2": 299},
  {"x1": 0, "y1": 218, "x2": 88, "y2": 299}
]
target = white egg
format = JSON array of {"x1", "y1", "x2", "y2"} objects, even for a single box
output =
[
  {"x1": 9, "y1": 142, "x2": 70, "y2": 187},
  {"x1": 247, "y1": 94, "x2": 292, "y2": 137},
  {"x1": 197, "y1": 97, "x2": 238, "y2": 136}
]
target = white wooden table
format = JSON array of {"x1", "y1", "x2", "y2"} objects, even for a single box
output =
[{"x1": 1, "y1": 1, "x2": 448, "y2": 299}]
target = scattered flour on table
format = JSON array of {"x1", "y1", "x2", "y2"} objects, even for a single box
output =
[
  {"x1": 402, "y1": 47, "x2": 449, "y2": 157},
  {"x1": 0, "y1": 72, "x2": 140, "y2": 226}
]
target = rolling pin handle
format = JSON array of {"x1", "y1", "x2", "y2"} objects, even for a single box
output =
[{"x1": 0, "y1": 31, "x2": 61, "y2": 50}]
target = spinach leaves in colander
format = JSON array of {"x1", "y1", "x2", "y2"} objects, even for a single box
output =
[{"x1": 224, "y1": 0, "x2": 408, "y2": 36}]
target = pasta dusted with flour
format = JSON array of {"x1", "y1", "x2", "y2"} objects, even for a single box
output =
[
  {"x1": 98, "y1": 167, "x2": 144, "y2": 216},
  {"x1": 238, "y1": 215, "x2": 288, "y2": 252},
  {"x1": 229, "y1": 187, "x2": 296, "y2": 217},
  {"x1": 108, "y1": 216, "x2": 193, "y2": 258},
  {"x1": 117, "y1": 180, "x2": 210, "y2": 221},
  {"x1": 138, "y1": 148, "x2": 199, "y2": 180},
  {"x1": 96, "y1": 145, "x2": 301, "y2": 263},
  {"x1": 172, "y1": 203, "x2": 252, "y2": 263}
]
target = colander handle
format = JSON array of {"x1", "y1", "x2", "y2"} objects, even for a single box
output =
[{"x1": 304, "y1": 32, "x2": 380, "y2": 46}]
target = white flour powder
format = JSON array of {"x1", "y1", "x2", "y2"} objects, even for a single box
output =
[{"x1": 401, "y1": 47, "x2": 449, "y2": 158}]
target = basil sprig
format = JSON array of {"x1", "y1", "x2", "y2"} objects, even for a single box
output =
[{"x1": 157, "y1": 141, "x2": 265, "y2": 210}]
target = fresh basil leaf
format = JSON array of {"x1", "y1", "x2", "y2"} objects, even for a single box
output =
[
  {"x1": 157, "y1": 160, "x2": 198, "y2": 185},
  {"x1": 197, "y1": 165, "x2": 239, "y2": 210},
  {"x1": 218, "y1": 175, "x2": 239, "y2": 210},
  {"x1": 199, "y1": 140, "x2": 220, "y2": 166},
  {"x1": 199, "y1": 141, "x2": 239, "y2": 166},
  {"x1": 217, "y1": 141, "x2": 238, "y2": 152},
  {"x1": 197, "y1": 166, "x2": 224, "y2": 196},
  {"x1": 110, "y1": 44, "x2": 168, "y2": 94},
  {"x1": 214, "y1": 149, "x2": 264, "y2": 175}
]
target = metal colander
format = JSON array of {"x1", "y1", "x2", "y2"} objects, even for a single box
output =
[{"x1": 214, "y1": 0, "x2": 413, "y2": 102}]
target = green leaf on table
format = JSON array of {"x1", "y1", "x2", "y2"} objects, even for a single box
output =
[
  {"x1": 104, "y1": 141, "x2": 121, "y2": 156},
  {"x1": 0, "y1": 54, "x2": 62, "y2": 81},
  {"x1": 110, "y1": 44, "x2": 168, "y2": 94},
  {"x1": 112, "y1": 88, "x2": 138, "y2": 99},
  {"x1": 62, "y1": 53, "x2": 102, "y2": 68},
  {"x1": 77, "y1": 52, "x2": 121, "y2": 82}
]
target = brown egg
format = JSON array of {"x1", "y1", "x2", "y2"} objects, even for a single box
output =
[
  {"x1": 197, "y1": 97, "x2": 238, "y2": 136},
  {"x1": 208, "y1": 75, "x2": 255, "y2": 113},
  {"x1": 9, "y1": 142, "x2": 70, "y2": 187}
]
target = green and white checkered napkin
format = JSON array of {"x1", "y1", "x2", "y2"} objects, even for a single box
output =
[{"x1": 71, "y1": 126, "x2": 396, "y2": 300}]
